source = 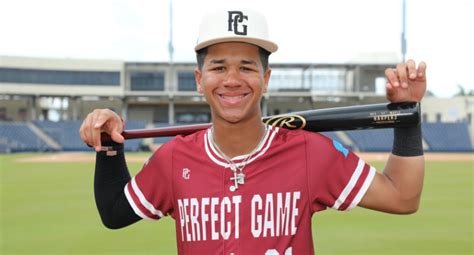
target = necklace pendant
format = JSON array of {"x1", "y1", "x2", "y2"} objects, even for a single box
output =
[
  {"x1": 230, "y1": 172, "x2": 245, "y2": 191},
  {"x1": 236, "y1": 173, "x2": 245, "y2": 185}
]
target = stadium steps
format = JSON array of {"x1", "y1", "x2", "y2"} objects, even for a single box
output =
[
  {"x1": 141, "y1": 123, "x2": 156, "y2": 147},
  {"x1": 334, "y1": 131, "x2": 356, "y2": 150},
  {"x1": 470, "y1": 124, "x2": 474, "y2": 146},
  {"x1": 27, "y1": 122, "x2": 62, "y2": 150},
  {"x1": 422, "y1": 138, "x2": 430, "y2": 151}
]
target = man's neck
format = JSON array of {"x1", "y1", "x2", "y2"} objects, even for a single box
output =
[{"x1": 211, "y1": 116, "x2": 266, "y2": 158}]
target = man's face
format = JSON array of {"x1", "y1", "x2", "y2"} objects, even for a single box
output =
[{"x1": 195, "y1": 42, "x2": 271, "y2": 124}]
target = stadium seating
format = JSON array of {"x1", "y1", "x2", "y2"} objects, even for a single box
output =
[
  {"x1": 422, "y1": 122, "x2": 473, "y2": 152},
  {"x1": 320, "y1": 131, "x2": 340, "y2": 141},
  {"x1": 1, "y1": 121, "x2": 472, "y2": 153},
  {"x1": 34, "y1": 120, "x2": 146, "y2": 151},
  {"x1": 152, "y1": 123, "x2": 175, "y2": 145},
  {"x1": 345, "y1": 129, "x2": 394, "y2": 152},
  {"x1": 122, "y1": 120, "x2": 146, "y2": 151},
  {"x1": 320, "y1": 131, "x2": 355, "y2": 151},
  {"x1": 0, "y1": 142, "x2": 10, "y2": 153},
  {"x1": 34, "y1": 120, "x2": 86, "y2": 151},
  {"x1": 0, "y1": 122, "x2": 52, "y2": 152}
]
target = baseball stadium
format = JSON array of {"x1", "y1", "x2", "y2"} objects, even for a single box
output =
[{"x1": 1, "y1": 54, "x2": 472, "y2": 254}]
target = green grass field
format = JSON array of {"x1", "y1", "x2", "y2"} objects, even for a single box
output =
[{"x1": 1, "y1": 153, "x2": 472, "y2": 254}]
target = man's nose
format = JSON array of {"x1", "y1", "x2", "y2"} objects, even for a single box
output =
[{"x1": 223, "y1": 69, "x2": 241, "y2": 87}]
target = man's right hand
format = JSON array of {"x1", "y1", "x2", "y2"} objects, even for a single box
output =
[{"x1": 79, "y1": 109, "x2": 125, "y2": 152}]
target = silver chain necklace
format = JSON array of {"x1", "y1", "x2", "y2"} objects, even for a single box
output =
[{"x1": 210, "y1": 125, "x2": 268, "y2": 191}]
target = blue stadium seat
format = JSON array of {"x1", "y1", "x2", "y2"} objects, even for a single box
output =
[
  {"x1": 320, "y1": 131, "x2": 354, "y2": 151},
  {"x1": 0, "y1": 122, "x2": 52, "y2": 152},
  {"x1": 320, "y1": 131, "x2": 340, "y2": 142},
  {"x1": 35, "y1": 120, "x2": 146, "y2": 152},
  {"x1": 34, "y1": 120, "x2": 86, "y2": 151},
  {"x1": 422, "y1": 123, "x2": 473, "y2": 152},
  {"x1": 152, "y1": 123, "x2": 174, "y2": 144},
  {"x1": 0, "y1": 142, "x2": 11, "y2": 153},
  {"x1": 345, "y1": 129, "x2": 394, "y2": 152},
  {"x1": 123, "y1": 120, "x2": 146, "y2": 151}
]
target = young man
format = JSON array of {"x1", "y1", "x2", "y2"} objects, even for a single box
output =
[{"x1": 80, "y1": 9, "x2": 426, "y2": 255}]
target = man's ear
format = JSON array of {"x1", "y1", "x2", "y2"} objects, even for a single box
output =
[
  {"x1": 195, "y1": 68, "x2": 203, "y2": 93},
  {"x1": 263, "y1": 68, "x2": 271, "y2": 93}
]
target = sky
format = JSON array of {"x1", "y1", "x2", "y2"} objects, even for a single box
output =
[{"x1": 1, "y1": 0, "x2": 473, "y2": 98}]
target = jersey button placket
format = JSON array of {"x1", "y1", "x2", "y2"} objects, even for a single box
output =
[{"x1": 224, "y1": 165, "x2": 239, "y2": 255}]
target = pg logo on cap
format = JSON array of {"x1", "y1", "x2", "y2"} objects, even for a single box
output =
[{"x1": 227, "y1": 11, "x2": 248, "y2": 35}]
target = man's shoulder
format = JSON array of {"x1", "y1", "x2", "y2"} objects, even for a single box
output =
[
  {"x1": 149, "y1": 129, "x2": 207, "y2": 164},
  {"x1": 161, "y1": 128, "x2": 207, "y2": 149},
  {"x1": 271, "y1": 128, "x2": 337, "y2": 155},
  {"x1": 176, "y1": 128, "x2": 206, "y2": 140},
  {"x1": 276, "y1": 127, "x2": 330, "y2": 142}
]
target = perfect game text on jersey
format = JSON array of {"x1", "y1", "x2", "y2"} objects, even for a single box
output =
[{"x1": 177, "y1": 191, "x2": 301, "y2": 241}]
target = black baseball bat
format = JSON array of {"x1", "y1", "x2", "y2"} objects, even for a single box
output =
[{"x1": 100, "y1": 102, "x2": 420, "y2": 142}]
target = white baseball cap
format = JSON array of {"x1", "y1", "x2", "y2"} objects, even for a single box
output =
[{"x1": 195, "y1": 9, "x2": 278, "y2": 53}]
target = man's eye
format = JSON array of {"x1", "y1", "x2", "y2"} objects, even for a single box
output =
[
  {"x1": 241, "y1": 66, "x2": 255, "y2": 72},
  {"x1": 211, "y1": 66, "x2": 225, "y2": 72}
]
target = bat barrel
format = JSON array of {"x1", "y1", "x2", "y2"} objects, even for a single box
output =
[{"x1": 264, "y1": 102, "x2": 420, "y2": 132}]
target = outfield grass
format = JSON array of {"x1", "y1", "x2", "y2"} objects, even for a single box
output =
[{"x1": 1, "y1": 153, "x2": 472, "y2": 254}]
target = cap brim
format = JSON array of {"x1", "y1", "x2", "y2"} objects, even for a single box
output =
[{"x1": 194, "y1": 36, "x2": 278, "y2": 53}]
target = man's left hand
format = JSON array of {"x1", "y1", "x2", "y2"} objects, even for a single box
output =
[{"x1": 385, "y1": 59, "x2": 427, "y2": 103}]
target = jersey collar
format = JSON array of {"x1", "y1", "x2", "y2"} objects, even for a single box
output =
[{"x1": 204, "y1": 125, "x2": 279, "y2": 168}]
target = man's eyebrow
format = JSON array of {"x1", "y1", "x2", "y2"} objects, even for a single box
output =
[
  {"x1": 241, "y1": 59, "x2": 257, "y2": 66},
  {"x1": 209, "y1": 59, "x2": 225, "y2": 64},
  {"x1": 208, "y1": 59, "x2": 257, "y2": 66}
]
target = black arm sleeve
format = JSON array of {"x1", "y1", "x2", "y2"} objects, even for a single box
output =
[
  {"x1": 392, "y1": 124, "x2": 423, "y2": 157},
  {"x1": 94, "y1": 143, "x2": 141, "y2": 229}
]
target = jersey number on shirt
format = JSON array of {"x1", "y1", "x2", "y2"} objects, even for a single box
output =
[{"x1": 265, "y1": 247, "x2": 292, "y2": 255}]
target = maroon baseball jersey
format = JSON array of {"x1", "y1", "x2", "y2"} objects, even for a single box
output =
[{"x1": 124, "y1": 126, "x2": 376, "y2": 255}]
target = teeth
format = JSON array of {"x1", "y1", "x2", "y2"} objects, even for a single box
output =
[{"x1": 221, "y1": 95, "x2": 244, "y2": 100}]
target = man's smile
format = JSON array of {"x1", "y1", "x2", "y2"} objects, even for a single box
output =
[{"x1": 217, "y1": 92, "x2": 251, "y2": 105}]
